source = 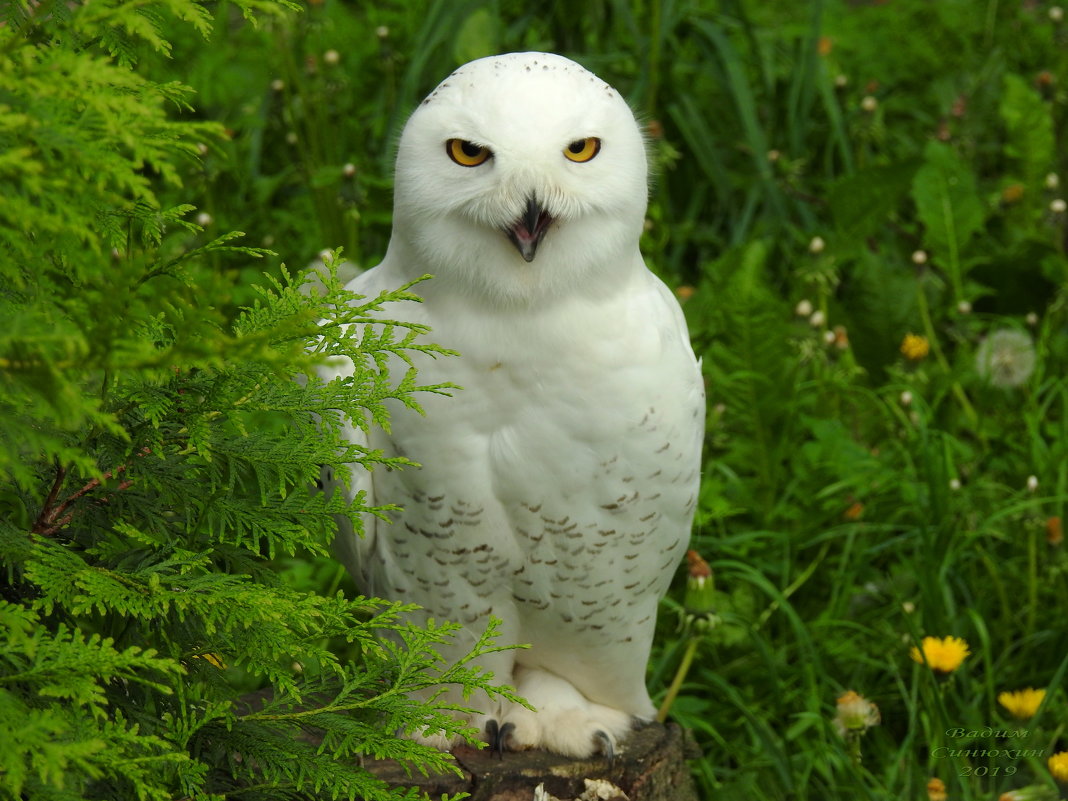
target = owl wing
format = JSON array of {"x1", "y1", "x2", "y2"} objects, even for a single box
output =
[{"x1": 314, "y1": 263, "x2": 410, "y2": 597}]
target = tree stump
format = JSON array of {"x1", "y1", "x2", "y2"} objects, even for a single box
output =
[{"x1": 363, "y1": 721, "x2": 699, "y2": 801}]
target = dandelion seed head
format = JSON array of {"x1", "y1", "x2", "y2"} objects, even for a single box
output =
[
  {"x1": 1027, "y1": 475, "x2": 1039, "y2": 492},
  {"x1": 949, "y1": 478, "x2": 961, "y2": 491},
  {"x1": 809, "y1": 236, "x2": 826, "y2": 254},
  {"x1": 196, "y1": 212, "x2": 212, "y2": 227},
  {"x1": 809, "y1": 310, "x2": 826, "y2": 327},
  {"x1": 975, "y1": 329, "x2": 1035, "y2": 387},
  {"x1": 271, "y1": 78, "x2": 285, "y2": 92},
  {"x1": 900, "y1": 390, "x2": 913, "y2": 406},
  {"x1": 1051, "y1": 198, "x2": 1067, "y2": 213},
  {"x1": 861, "y1": 95, "x2": 878, "y2": 112},
  {"x1": 1050, "y1": 6, "x2": 1065, "y2": 22},
  {"x1": 323, "y1": 49, "x2": 340, "y2": 65},
  {"x1": 912, "y1": 249, "x2": 928, "y2": 265},
  {"x1": 833, "y1": 690, "x2": 880, "y2": 738},
  {"x1": 795, "y1": 299, "x2": 814, "y2": 317},
  {"x1": 343, "y1": 162, "x2": 357, "y2": 177},
  {"x1": 957, "y1": 300, "x2": 972, "y2": 314}
]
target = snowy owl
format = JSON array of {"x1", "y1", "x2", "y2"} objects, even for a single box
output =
[{"x1": 319, "y1": 51, "x2": 704, "y2": 759}]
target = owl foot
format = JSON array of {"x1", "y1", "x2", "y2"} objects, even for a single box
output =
[{"x1": 494, "y1": 667, "x2": 634, "y2": 758}]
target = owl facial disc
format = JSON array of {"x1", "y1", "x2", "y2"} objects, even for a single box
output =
[{"x1": 505, "y1": 195, "x2": 553, "y2": 262}]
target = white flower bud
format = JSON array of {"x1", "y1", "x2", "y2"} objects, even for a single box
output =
[
  {"x1": 861, "y1": 95, "x2": 878, "y2": 112},
  {"x1": 795, "y1": 299, "x2": 814, "y2": 317},
  {"x1": 319, "y1": 249, "x2": 333, "y2": 262},
  {"x1": 271, "y1": 78, "x2": 285, "y2": 92},
  {"x1": 375, "y1": 25, "x2": 390, "y2": 38},
  {"x1": 323, "y1": 49, "x2": 340, "y2": 65},
  {"x1": 902, "y1": 601, "x2": 916, "y2": 614},
  {"x1": 1026, "y1": 311, "x2": 1039, "y2": 327},
  {"x1": 823, "y1": 329, "x2": 837, "y2": 345},
  {"x1": 1047, "y1": 172, "x2": 1061, "y2": 190},
  {"x1": 834, "y1": 74, "x2": 848, "y2": 88},
  {"x1": 1050, "y1": 5, "x2": 1064, "y2": 22},
  {"x1": 1027, "y1": 475, "x2": 1039, "y2": 492},
  {"x1": 1050, "y1": 198, "x2": 1067, "y2": 213},
  {"x1": 809, "y1": 236, "x2": 826, "y2": 254},
  {"x1": 911, "y1": 250, "x2": 928, "y2": 265},
  {"x1": 285, "y1": 131, "x2": 298, "y2": 145},
  {"x1": 900, "y1": 390, "x2": 913, "y2": 406},
  {"x1": 195, "y1": 212, "x2": 212, "y2": 227},
  {"x1": 957, "y1": 300, "x2": 972, "y2": 314},
  {"x1": 342, "y1": 163, "x2": 356, "y2": 178},
  {"x1": 808, "y1": 310, "x2": 826, "y2": 327},
  {"x1": 949, "y1": 478, "x2": 961, "y2": 491}
]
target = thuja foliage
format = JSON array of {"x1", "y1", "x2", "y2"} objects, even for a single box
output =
[{"x1": 0, "y1": 3, "x2": 512, "y2": 800}]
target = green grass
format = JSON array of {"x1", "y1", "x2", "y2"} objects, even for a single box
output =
[{"x1": 146, "y1": 1, "x2": 1068, "y2": 798}]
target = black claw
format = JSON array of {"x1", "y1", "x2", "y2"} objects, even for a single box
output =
[
  {"x1": 494, "y1": 722, "x2": 515, "y2": 758},
  {"x1": 594, "y1": 730, "x2": 615, "y2": 763}
]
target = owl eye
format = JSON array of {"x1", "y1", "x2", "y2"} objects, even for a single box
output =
[
  {"x1": 446, "y1": 139, "x2": 492, "y2": 167},
  {"x1": 563, "y1": 137, "x2": 601, "y2": 163}
]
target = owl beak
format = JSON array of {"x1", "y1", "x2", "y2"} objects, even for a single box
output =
[{"x1": 505, "y1": 195, "x2": 552, "y2": 262}]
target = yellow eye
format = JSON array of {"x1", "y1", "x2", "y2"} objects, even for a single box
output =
[
  {"x1": 446, "y1": 139, "x2": 491, "y2": 167},
  {"x1": 563, "y1": 137, "x2": 601, "y2": 163}
]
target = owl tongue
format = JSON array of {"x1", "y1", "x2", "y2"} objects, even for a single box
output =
[{"x1": 506, "y1": 195, "x2": 553, "y2": 262}]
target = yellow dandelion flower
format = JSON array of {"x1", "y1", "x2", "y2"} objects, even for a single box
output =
[
  {"x1": 927, "y1": 777, "x2": 948, "y2": 801},
  {"x1": 901, "y1": 333, "x2": 930, "y2": 360},
  {"x1": 998, "y1": 687, "x2": 1046, "y2": 719},
  {"x1": 910, "y1": 636, "x2": 970, "y2": 673},
  {"x1": 1049, "y1": 751, "x2": 1068, "y2": 782}
]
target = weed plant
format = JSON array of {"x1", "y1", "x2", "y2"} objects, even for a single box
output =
[{"x1": 5, "y1": 0, "x2": 1067, "y2": 800}]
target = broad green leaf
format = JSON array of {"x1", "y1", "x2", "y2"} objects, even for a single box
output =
[
  {"x1": 829, "y1": 160, "x2": 921, "y2": 243},
  {"x1": 912, "y1": 140, "x2": 984, "y2": 265},
  {"x1": 999, "y1": 72, "x2": 1054, "y2": 189}
]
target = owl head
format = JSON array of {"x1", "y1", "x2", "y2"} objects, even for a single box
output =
[{"x1": 389, "y1": 52, "x2": 649, "y2": 306}]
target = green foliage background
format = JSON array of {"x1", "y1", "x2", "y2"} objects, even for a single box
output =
[{"x1": 2, "y1": 0, "x2": 1068, "y2": 800}]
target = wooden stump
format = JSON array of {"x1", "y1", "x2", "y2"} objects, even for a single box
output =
[{"x1": 363, "y1": 721, "x2": 699, "y2": 801}]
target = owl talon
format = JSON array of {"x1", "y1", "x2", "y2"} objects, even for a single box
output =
[
  {"x1": 495, "y1": 721, "x2": 515, "y2": 757},
  {"x1": 594, "y1": 729, "x2": 616, "y2": 762},
  {"x1": 484, "y1": 719, "x2": 514, "y2": 758}
]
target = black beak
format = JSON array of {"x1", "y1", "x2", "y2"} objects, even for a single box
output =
[{"x1": 505, "y1": 195, "x2": 553, "y2": 262}]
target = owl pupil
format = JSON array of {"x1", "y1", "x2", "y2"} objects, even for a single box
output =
[
  {"x1": 461, "y1": 141, "x2": 482, "y2": 157},
  {"x1": 568, "y1": 140, "x2": 585, "y2": 153}
]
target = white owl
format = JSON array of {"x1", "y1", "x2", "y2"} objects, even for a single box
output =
[{"x1": 319, "y1": 51, "x2": 704, "y2": 759}]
